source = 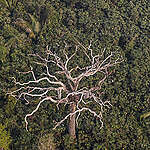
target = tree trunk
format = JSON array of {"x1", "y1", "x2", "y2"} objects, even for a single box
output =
[{"x1": 69, "y1": 102, "x2": 76, "y2": 139}]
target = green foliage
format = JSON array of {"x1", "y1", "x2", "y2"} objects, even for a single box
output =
[
  {"x1": 140, "y1": 112, "x2": 150, "y2": 123},
  {"x1": 0, "y1": 46, "x2": 8, "y2": 63},
  {"x1": 0, "y1": 0, "x2": 18, "y2": 10},
  {"x1": 5, "y1": 96, "x2": 17, "y2": 115},
  {"x1": 29, "y1": 14, "x2": 40, "y2": 34},
  {"x1": 38, "y1": 133, "x2": 56, "y2": 150},
  {"x1": 0, "y1": 124, "x2": 12, "y2": 150}
]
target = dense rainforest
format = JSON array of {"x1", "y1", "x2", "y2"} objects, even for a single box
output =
[{"x1": 0, "y1": 0, "x2": 150, "y2": 149}]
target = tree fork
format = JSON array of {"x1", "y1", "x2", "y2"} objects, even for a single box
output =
[{"x1": 7, "y1": 40, "x2": 123, "y2": 136}]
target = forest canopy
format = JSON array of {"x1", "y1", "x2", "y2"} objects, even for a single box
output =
[{"x1": 0, "y1": 0, "x2": 149, "y2": 149}]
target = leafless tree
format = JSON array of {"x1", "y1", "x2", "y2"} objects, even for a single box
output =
[{"x1": 8, "y1": 39, "x2": 123, "y2": 139}]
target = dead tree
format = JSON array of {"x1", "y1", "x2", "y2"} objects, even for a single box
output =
[{"x1": 8, "y1": 40, "x2": 123, "y2": 139}]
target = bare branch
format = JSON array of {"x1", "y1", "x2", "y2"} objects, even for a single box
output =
[
  {"x1": 8, "y1": 40, "x2": 123, "y2": 132},
  {"x1": 53, "y1": 107, "x2": 103, "y2": 130}
]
